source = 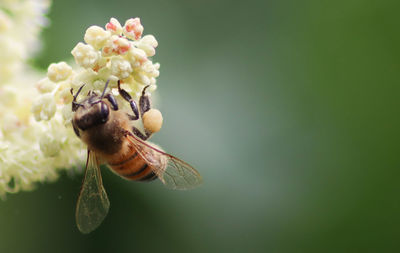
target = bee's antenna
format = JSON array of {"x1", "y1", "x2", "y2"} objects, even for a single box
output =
[{"x1": 101, "y1": 80, "x2": 110, "y2": 99}]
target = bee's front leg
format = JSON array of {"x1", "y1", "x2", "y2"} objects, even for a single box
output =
[
  {"x1": 104, "y1": 93, "x2": 118, "y2": 110},
  {"x1": 118, "y1": 81, "x2": 140, "y2": 120}
]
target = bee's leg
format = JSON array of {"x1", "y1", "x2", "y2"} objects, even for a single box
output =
[
  {"x1": 139, "y1": 85, "x2": 151, "y2": 115},
  {"x1": 119, "y1": 82, "x2": 153, "y2": 141},
  {"x1": 104, "y1": 93, "x2": 118, "y2": 110},
  {"x1": 118, "y1": 81, "x2": 139, "y2": 120},
  {"x1": 131, "y1": 127, "x2": 151, "y2": 141},
  {"x1": 138, "y1": 85, "x2": 163, "y2": 137},
  {"x1": 70, "y1": 84, "x2": 85, "y2": 112}
]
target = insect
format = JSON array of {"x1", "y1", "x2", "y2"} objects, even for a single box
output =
[{"x1": 70, "y1": 80, "x2": 202, "y2": 234}]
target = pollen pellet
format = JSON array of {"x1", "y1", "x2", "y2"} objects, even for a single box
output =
[{"x1": 142, "y1": 109, "x2": 163, "y2": 133}]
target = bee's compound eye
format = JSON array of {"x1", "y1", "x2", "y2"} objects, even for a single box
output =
[
  {"x1": 142, "y1": 109, "x2": 163, "y2": 133},
  {"x1": 100, "y1": 102, "x2": 109, "y2": 122}
]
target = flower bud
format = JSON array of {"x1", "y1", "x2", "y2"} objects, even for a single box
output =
[
  {"x1": 47, "y1": 62, "x2": 72, "y2": 82},
  {"x1": 36, "y1": 78, "x2": 56, "y2": 93},
  {"x1": 127, "y1": 47, "x2": 147, "y2": 68},
  {"x1": 136, "y1": 35, "x2": 158, "y2": 57},
  {"x1": 123, "y1": 18, "x2": 143, "y2": 40},
  {"x1": 133, "y1": 72, "x2": 150, "y2": 85},
  {"x1": 39, "y1": 134, "x2": 61, "y2": 157},
  {"x1": 59, "y1": 87, "x2": 73, "y2": 104},
  {"x1": 32, "y1": 93, "x2": 57, "y2": 121},
  {"x1": 84, "y1": 25, "x2": 111, "y2": 50},
  {"x1": 102, "y1": 35, "x2": 131, "y2": 56},
  {"x1": 61, "y1": 104, "x2": 73, "y2": 123},
  {"x1": 71, "y1": 42, "x2": 100, "y2": 68},
  {"x1": 110, "y1": 56, "x2": 132, "y2": 79},
  {"x1": 105, "y1": 18, "x2": 123, "y2": 35},
  {"x1": 142, "y1": 61, "x2": 160, "y2": 77}
]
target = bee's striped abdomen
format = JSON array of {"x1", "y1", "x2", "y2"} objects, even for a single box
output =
[{"x1": 108, "y1": 151, "x2": 158, "y2": 181}]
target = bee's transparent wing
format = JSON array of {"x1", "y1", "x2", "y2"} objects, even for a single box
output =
[
  {"x1": 126, "y1": 131, "x2": 202, "y2": 190},
  {"x1": 76, "y1": 150, "x2": 110, "y2": 234}
]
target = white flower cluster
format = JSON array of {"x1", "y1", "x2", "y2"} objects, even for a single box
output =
[
  {"x1": 69, "y1": 17, "x2": 160, "y2": 98},
  {"x1": 33, "y1": 17, "x2": 160, "y2": 125},
  {"x1": 0, "y1": 13, "x2": 162, "y2": 199},
  {"x1": 0, "y1": 0, "x2": 85, "y2": 199},
  {"x1": 0, "y1": 0, "x2": 51, "y2": 84},
  {"x1": 24, "y1": 17, "x2": 161, "y2": 198}
]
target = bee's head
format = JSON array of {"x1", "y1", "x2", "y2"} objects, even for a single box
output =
[{"x1": 71, "y1": 82, "x2": 110, "y2": 131}]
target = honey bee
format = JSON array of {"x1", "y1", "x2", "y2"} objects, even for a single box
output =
[{"x1": 70, "y1": 80, "x2": 202, "y2": 234}]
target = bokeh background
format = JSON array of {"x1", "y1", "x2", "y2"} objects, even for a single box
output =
[{"x1": 1, "y1": 0, "x2": 400, "y2": 252}]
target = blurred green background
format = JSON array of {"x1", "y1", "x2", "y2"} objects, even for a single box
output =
[{"x1": 1, "y1": 0, "x2": 400, "y2": 252}]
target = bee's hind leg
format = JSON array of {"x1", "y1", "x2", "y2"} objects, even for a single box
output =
[
  {"x1": 139, "y1": 85, "x2": 151, "y2": 115},
  {"x1": 132, "y1": 85, "x2": 153, "y2": 141},
  {"x1": 131, "y1": 126, "x2": 151, "y2": 141},
  {"x1": 139, "y1": 85, "x2": 163, "y2": 137},
  {"x1": 118, "y1": 80, "x2": 139, "y2": 120}
]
